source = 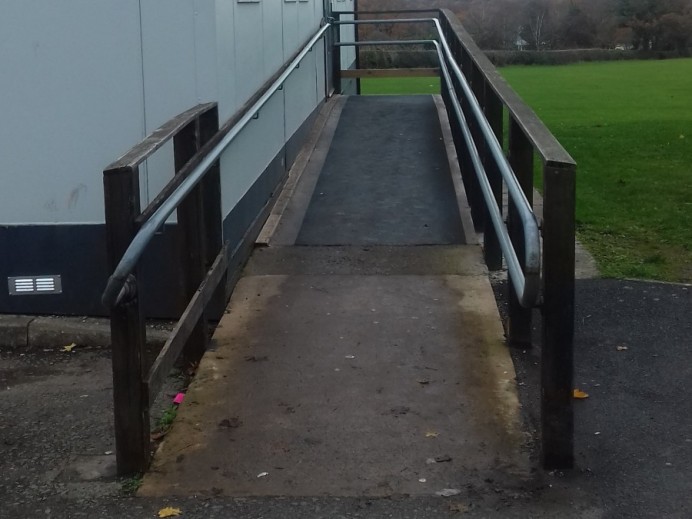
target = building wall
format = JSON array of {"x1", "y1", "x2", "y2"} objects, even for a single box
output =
[{"x1": 0, "y1": 0, "x2": 329, "y2": 317}]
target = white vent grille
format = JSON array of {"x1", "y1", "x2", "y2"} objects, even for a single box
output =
[{"x1": 8, "y1": 276, "x2": 62, "y2": 295}]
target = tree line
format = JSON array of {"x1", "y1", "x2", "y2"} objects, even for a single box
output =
[{"x1": 357, "y1": 0, "x2": 692, "y2": 52}]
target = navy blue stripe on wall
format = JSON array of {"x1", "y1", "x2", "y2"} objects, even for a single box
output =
[
  {"x1": 0, "y1": 224, "x2": 185, "y2": 318},
  {"x1": 0, "y1": 101, "x2": 323, "y2": 318}
]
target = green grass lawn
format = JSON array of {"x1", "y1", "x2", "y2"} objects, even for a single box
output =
[
  {"x1": 502, "y1": 59, "x2": 692, "y2": 282},
  {"x1": 360, "y1": 77, "x2": 441, "y2": 95},
  {"x1": 359, "y1": 63, "x2": 692, "y2": 281}
]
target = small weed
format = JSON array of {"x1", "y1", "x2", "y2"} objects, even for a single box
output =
[
  {"x1": 121, "y1": 474, "x2": 143, "y2": 495},
  {"x1": 158, "y1": 405, "x2": 178, "y2": 429}
]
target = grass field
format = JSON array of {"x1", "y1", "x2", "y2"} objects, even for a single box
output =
[
  {"x1": 362, "y1": 61, "x2": 692, "y2": 282},
  {"x1": 502, "y1": 59, "x2": 692, "y2": 281},
  {"x1": 360, "y1": 77, "x2": 440, "y2": 95}
]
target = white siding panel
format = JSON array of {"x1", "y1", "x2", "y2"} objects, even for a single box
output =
[
  {"x1": 194, "y1": 0, "x2": 220, "y2": 104},
  {"x1": 333, "y1": 0, "x2": 356, "y2": 68},
  {"x1": 140, "y1": 2, "x2": 197, "y2": 131},
  {"x1": 215, "y1": 0, "x2": 237, "y2": 121},
  {"x1": 282, "y1": 1, "x2": 300, "y2": 60},
  {"x1": 234, "y1": 3, "x2": 265, "y2": 104},
  {"x1": 284, "y1": 53, "x2": 318, "y2": 138},
  {"x1": 219, "y1": 92, "x2": 285, "y2": 215},
  {"x1": 298, "y1": 0, "x2": 318, "y2": 43},
  {"x1": 139, "y1": 2, "x2": 197, "y2": 210},
  {"x1": 0, "y1": 1, "x2": 144, "y2": 225},
  {"x1": 263, "y1": 2, "x2": 285, "y2": 78},
  {"x1": 314, "y1": 38, "x2": 327, "y2": 101}
]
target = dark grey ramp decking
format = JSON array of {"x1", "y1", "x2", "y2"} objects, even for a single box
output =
[{"x1": 296, "y1": 96, "x2": 464, "y2": 245}]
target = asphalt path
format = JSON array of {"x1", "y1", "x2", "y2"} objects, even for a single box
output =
[{"x1": 499, "y1": 277, "x2": 692, "y2": 519}]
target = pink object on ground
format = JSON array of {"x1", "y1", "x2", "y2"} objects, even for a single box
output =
[{"x1": 173, "y1": 393, "x2": 185, "y2": 405}]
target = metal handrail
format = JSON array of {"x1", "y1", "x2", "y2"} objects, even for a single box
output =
[
  {"x1": 102, "y1": 23, "x2": 331, "y2": 309},
  {"x1": 335, "y1": 18, "x2": 541, "y2": 307}
]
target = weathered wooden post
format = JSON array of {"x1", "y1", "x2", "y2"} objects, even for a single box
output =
[
  {"x1": 332, "y1": 18, "x2": 342, "y2": 95},
  {"x1": 483, "y1": 87, "x2": 503, "y2": 271},
  {"x1": 507, "y1": 118, "x2": 534, "y2": 347},
  {"x1": 541, "y1": 162, "x2": 576, "y2": 469},
  {"x1": 174, "y1": 120, "x2": 209, "y2": 364},
  {"x1": 103, "y1": 166, "x2": 149, "y2": 475},
  {"x1": 198, "y1": 107, "x2": 225, "y2": 320}
]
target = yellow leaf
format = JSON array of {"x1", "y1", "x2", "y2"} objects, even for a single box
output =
[
  {"x1": 425, "y1": 431, "x2": 439, "y2": 438},
  {"x1": 158, "y1": 507, "x2": 182, "y2": 518},
  {"x1": 61, "y1": 343, "x2": 76, "y2": 353},
  {"x1": 573, "y1": 389, "x2": 589, "y2": 399}
]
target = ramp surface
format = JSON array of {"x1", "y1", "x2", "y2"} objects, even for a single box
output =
[
  {"x1": 142, "y1": 269, "x2": 526, "y2": 497},
  {"x1": 296, "y1": 96, "x2": 464, "y2": 245},
  {"x1": 140, "y1": 95, "x2": 527, "y2": 498}
]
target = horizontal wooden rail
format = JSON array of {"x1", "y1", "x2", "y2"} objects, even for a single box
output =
[
  {"x1": 341, "y1": 67, "x2": 438, "y2": 78},
  {"x1": 438, "y1": 10, "x2": 574, "y2": 168},
  {"x1": 146, "y1": 247, "x2": 228, "y2": 402},
  {"x1": 106, "y1": 103, "x2": 217, "y2": 171}
]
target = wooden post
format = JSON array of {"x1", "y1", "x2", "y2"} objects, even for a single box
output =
[
  {"x1": 507, "y1": 117, "x2": 533, "y2": 347},
  {"x1": 103, "y1": 166, "x2": 149, "y2": 475},
  {"x1": 460, "y1": 52, "x2": 482, "y2": 230},
  {"x1": 469, "y1": 63, "x2": 488, "y2": 234},
  {"x1": 483, "y1": 87, "x2": 503, "y2": 271},
  {"x1": 332, "y1": 23, "x2": 342, "y2": 95},
  {"x1": 198, "y1": 107, "x2": 225, "y2": 320},
  {"x1": 541, "y1": 163, "x2": 576, "y2": 469},
  {"x1": 174, "y1": 121, "x2": 209, "y2": 364},
  {"x1": 353, "y1": 0, "x2": 361, "y2": 95}
]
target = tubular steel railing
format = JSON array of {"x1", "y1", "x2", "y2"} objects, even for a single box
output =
[
  {"x1": 102, "y1": 24, "x2": 331, "y2": 475},
  {"x1": 334, "y1": 10, "x2": 577, "y2": 470},
  {"x1": 336, "y1": 27, "x2": 541, "y2": 310}
]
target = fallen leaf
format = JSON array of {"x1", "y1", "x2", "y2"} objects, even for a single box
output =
[
  {"x1": 573, "y1": 389, "x2": 589, "y2": 399},
  {"x1": 434, "y1": 454, "x2": 453, "y2": 463},
  {"x1": 151, "y1": 430, "x2": 168, "y2": 441},
  {"x1": 616, "y1": 345, "x2": 628, "y2": 351},
  {"x1": 61, "y1": 343, "x2": 76, "y2": 353},
  {"x1": 158, "y1": 507, "x2": 182, "y2": 518},
  {"x1": 257, "y1": 472, "x2": 269, "y2": 478},
  {"x1": 417, "y1": 379, "x2": 430, "y2": 385},
  {"x1": 425, "y1": 431, "x2": 439, "y2": 438}
]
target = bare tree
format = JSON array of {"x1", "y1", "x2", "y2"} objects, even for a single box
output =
[{"x1": 523, "y1": 0, "x2": 553, "y2": 50}]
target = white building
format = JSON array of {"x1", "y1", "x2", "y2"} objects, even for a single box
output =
[{"x1": 0, "y1": 0, "x2": 355, "y2": 317}]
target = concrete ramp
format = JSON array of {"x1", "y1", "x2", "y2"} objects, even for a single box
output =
[{"x1": 140, "y1": 96, "x2": 528, "y2": 498}]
